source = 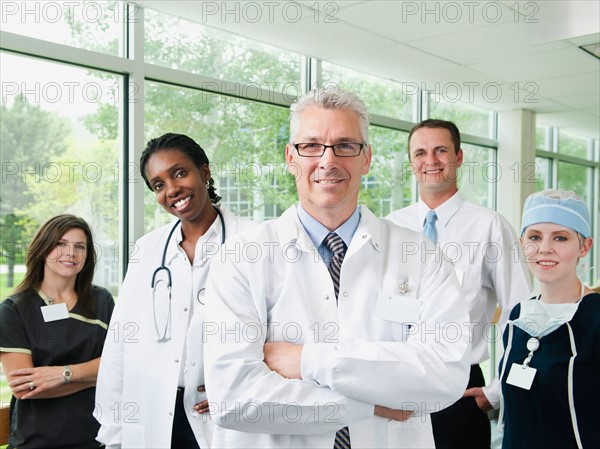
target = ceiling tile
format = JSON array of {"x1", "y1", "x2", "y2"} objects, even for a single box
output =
[
  {"x1": 334, "y1": 0, "x2": 515, "y2": 43},
  {"x1": 535, "y1": 72, "x2": 600, "y2": 98},
  {"x1": 409, "y1": 23, "x2": 570, "y2": 65},
  {"x1": 469, "y1": 48, "x2": 600, "y2": 82},
  {"x1": 553, "y1": 93, "x2": 600, "y2": 111},
  {"x1": 330, "y1": 43, "x2": 460, "y2": 81},
  {"x1": 537, "y1": 111, "x2": 600, "y2": 138}
]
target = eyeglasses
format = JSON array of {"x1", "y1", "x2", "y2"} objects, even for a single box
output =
[{"x1": 294, "y1": 143, "x2": 366, "y2": 157}]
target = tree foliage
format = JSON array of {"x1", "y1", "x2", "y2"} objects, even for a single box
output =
[
  {"x1": 0, "y1": 98, "x2": 72, "y2": 285},
  {"x1": 1, "y1": 99, "x2": 71, "y2": 214}
]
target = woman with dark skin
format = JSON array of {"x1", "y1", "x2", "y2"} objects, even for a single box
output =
[{"x1": 95, "y1": 133, "x2": 256, "y2": 449}]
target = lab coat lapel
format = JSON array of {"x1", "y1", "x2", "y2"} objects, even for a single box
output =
[
  {"x1": 345, "y1": 206, "x2": 382, "y2": 260},
  {"x1": 275, "y1": 205, "x2": 315, "y2": 254}
]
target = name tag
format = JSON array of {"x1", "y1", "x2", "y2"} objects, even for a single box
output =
[
  {"x1": 41, "y1": 303, "x2": 69, "y2": 322},
  {"x1": 506, "y1": 363, "x2": 537, "y2": 390},
  {"x1": 376, "y1": 293, "x2": 420, "y2": 323}
]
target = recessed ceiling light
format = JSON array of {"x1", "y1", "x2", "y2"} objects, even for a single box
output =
[{"x1": 580, "y1": 43, "x2": 600, "y2": 60}]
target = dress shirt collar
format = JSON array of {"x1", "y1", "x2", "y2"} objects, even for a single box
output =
[
  {"x1": 296, "y1": 203, "x2": 360, "y2": 249},
  {"x1": 164, "y1": 211, "x2": 222, "y2": 266},
  {"x1": 417, "y1": 191, "x2": 465, "y2": 228}
]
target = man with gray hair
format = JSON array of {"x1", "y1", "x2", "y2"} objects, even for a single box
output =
[{"x1": 204, "y1": 87, "x2": 471, "y2": 448}]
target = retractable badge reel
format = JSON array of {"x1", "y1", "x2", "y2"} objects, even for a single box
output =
[{"x1": 506, "y1": 337, "x2": 539, "y2": 390}]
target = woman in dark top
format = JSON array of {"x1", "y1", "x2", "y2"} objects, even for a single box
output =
[
  {"x1": 0, "y1": 214, "x2": 114, "y2": 449},
  {"x1": 498, "y1": 190, "x2": 599, "y2": 449}
]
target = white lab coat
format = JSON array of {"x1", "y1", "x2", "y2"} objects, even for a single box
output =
[
  {"x1": 204, "y1": 205, "x2": 471, "y2": 448},
  {"x1": 95, "y1": 206, "x2": 256, "y2": 449}
]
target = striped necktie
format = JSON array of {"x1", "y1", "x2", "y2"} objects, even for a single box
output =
[
  {"x1": 323, "y1": 232, "x2": 351, "y2": 449},
  {"x1": 323, "y1": 232, "x2": 346, "y2": 300}
]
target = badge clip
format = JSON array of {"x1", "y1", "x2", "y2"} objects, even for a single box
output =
[{"x1": 397, "y1": 280, "x2": 409, "y2": 295}]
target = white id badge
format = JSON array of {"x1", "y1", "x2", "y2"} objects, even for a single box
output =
[
  {"x1": 41, "y1": 303, "x2": 69, "y2": 322},
  {"x1": 376, "y1": 293, "x2": 420, "y2": 323},
  {"x1": 506, "y1": 363, "x2": 537, "y2": 390}
]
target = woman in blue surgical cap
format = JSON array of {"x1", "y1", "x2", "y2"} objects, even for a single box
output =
[{"x1": 498, "y1": 189, "x2": 599, "y2": 448}]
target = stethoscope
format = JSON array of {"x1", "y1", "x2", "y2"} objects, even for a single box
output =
[{"x1": 151, "y1": 206, "x2": 226, "y2": 342}]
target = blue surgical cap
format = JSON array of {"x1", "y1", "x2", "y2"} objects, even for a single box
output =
[{"x1": 520, "y1": 189, "x2": 591, "y2": 238}]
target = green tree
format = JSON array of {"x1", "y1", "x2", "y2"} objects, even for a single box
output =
[
  {"x1": 20, "y1": 140, "x2": 119, "y2": 242},
  {"x1": 0, "y1": 98, "x2": 71, "y2": 287},
  {"x1": 72, "y1": 8, "x2": 300, "y2": 227}
]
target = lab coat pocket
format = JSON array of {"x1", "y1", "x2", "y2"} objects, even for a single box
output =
[
  {"x1": 387, "y1": 414, "x2": 435, "y2": 449},
  {"x1": 121, "y1": 422, "x2": 146, "y2": 448},
  {"x1": 377, "y1": 291, "x2": 421, "y2": 345},
  {"x1": 391, "y1": 322, "x2": 413, "y2": 342},
  {"x1": 376, "y1": 293, "x2": 421, "y2": 324}
]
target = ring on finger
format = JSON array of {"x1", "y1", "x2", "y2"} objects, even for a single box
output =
[{"x1": 28, "y1": 382, "x2": 35, "y2": 390}]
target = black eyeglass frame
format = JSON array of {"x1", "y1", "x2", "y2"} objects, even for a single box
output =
[{"x1": 293, "y1": 142, "x2": 366, "y2": 157}]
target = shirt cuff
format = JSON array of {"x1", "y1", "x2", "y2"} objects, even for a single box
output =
[
  {"x1": 301, "y1": 342, "x2": 335, "y2": 386},
  {"x1": 482, "y1": 378, "x2": 501, "y2": 409}
]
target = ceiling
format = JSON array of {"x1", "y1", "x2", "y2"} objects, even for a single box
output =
[{"x1": 138, "y1": 0, "x2": 599, "y2": 140}]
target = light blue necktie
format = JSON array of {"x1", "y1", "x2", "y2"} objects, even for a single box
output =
[{"x1": 423, "y1": 210, "x2": 438, "y2": 243}]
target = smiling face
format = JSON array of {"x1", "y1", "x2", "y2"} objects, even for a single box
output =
[
  {"x1": 409, "y1": 127, "x2": 463, "y2": 202},
  {"x1": 521, "y1": 222, "x2": 592, "y2": 286},
  {"x1": 285, "y1": 105, "x2": 372, "y2": 226},
  {"x1": 145, "y1": 148, "x2": 213, "y2": 226},
  {"x1": 44, "y1": 228, "x2": 88, "y2": 282}
]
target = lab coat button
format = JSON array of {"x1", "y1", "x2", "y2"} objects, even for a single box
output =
[
  {"x1": 175, "y1": 359, "x2": 179, "y2": 363},
  {"x1": 325, "y1": 295, "x2": 330, "y2": 300},
  {"x1": 362, "y1": 234, "x2": 367, "y2": 239},
  {"x1": 191, "y1": 362, "x2": 196, "y2": 366},
  {"x1": 343, "y1": 291, "x2": 348, "y2": 297},
  {"x1": 184, "y1": 307, "x2": 188, "y2": 312}
]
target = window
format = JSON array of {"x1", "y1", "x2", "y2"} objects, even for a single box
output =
[
  {"x1": 535, "y1": 125, "x2": 549, "y2": 151},
  {"x1": 557, "y1": 162, "x2": 592, "y2": 202},
  {"x1": 557, "y1": 162, "x2": 595, "y2": 280},
  {"x1": 145, "y1": 8, "x2": 301, "y2": 86},
  {"x1": 1, "y1": 1, "x2": 125, "y2": 56},
  {"x1": 535, "y1": 157, "x2": 551, "y2": 190},
  {"x1": 360, "y1": 127, "x2": 410, "y2": 216},
  {"x1": 0, "y1": 51, "x2": 123, "y2": 296},
  {"x1": 457, "y1": 144, "x2": 497, "y2": 209},
  {"x1": 322, "y1": 62, "x2": 414, "y2": 122},
  {"x1": 558, "y1": 129, "x2": 590, "y2": 159},
  {"x1": 428, "y1": 97, "x2": 495, "y2": 139},
  {"x1": 143, "y1": 81, "x2": 291, "y2": 231}
]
